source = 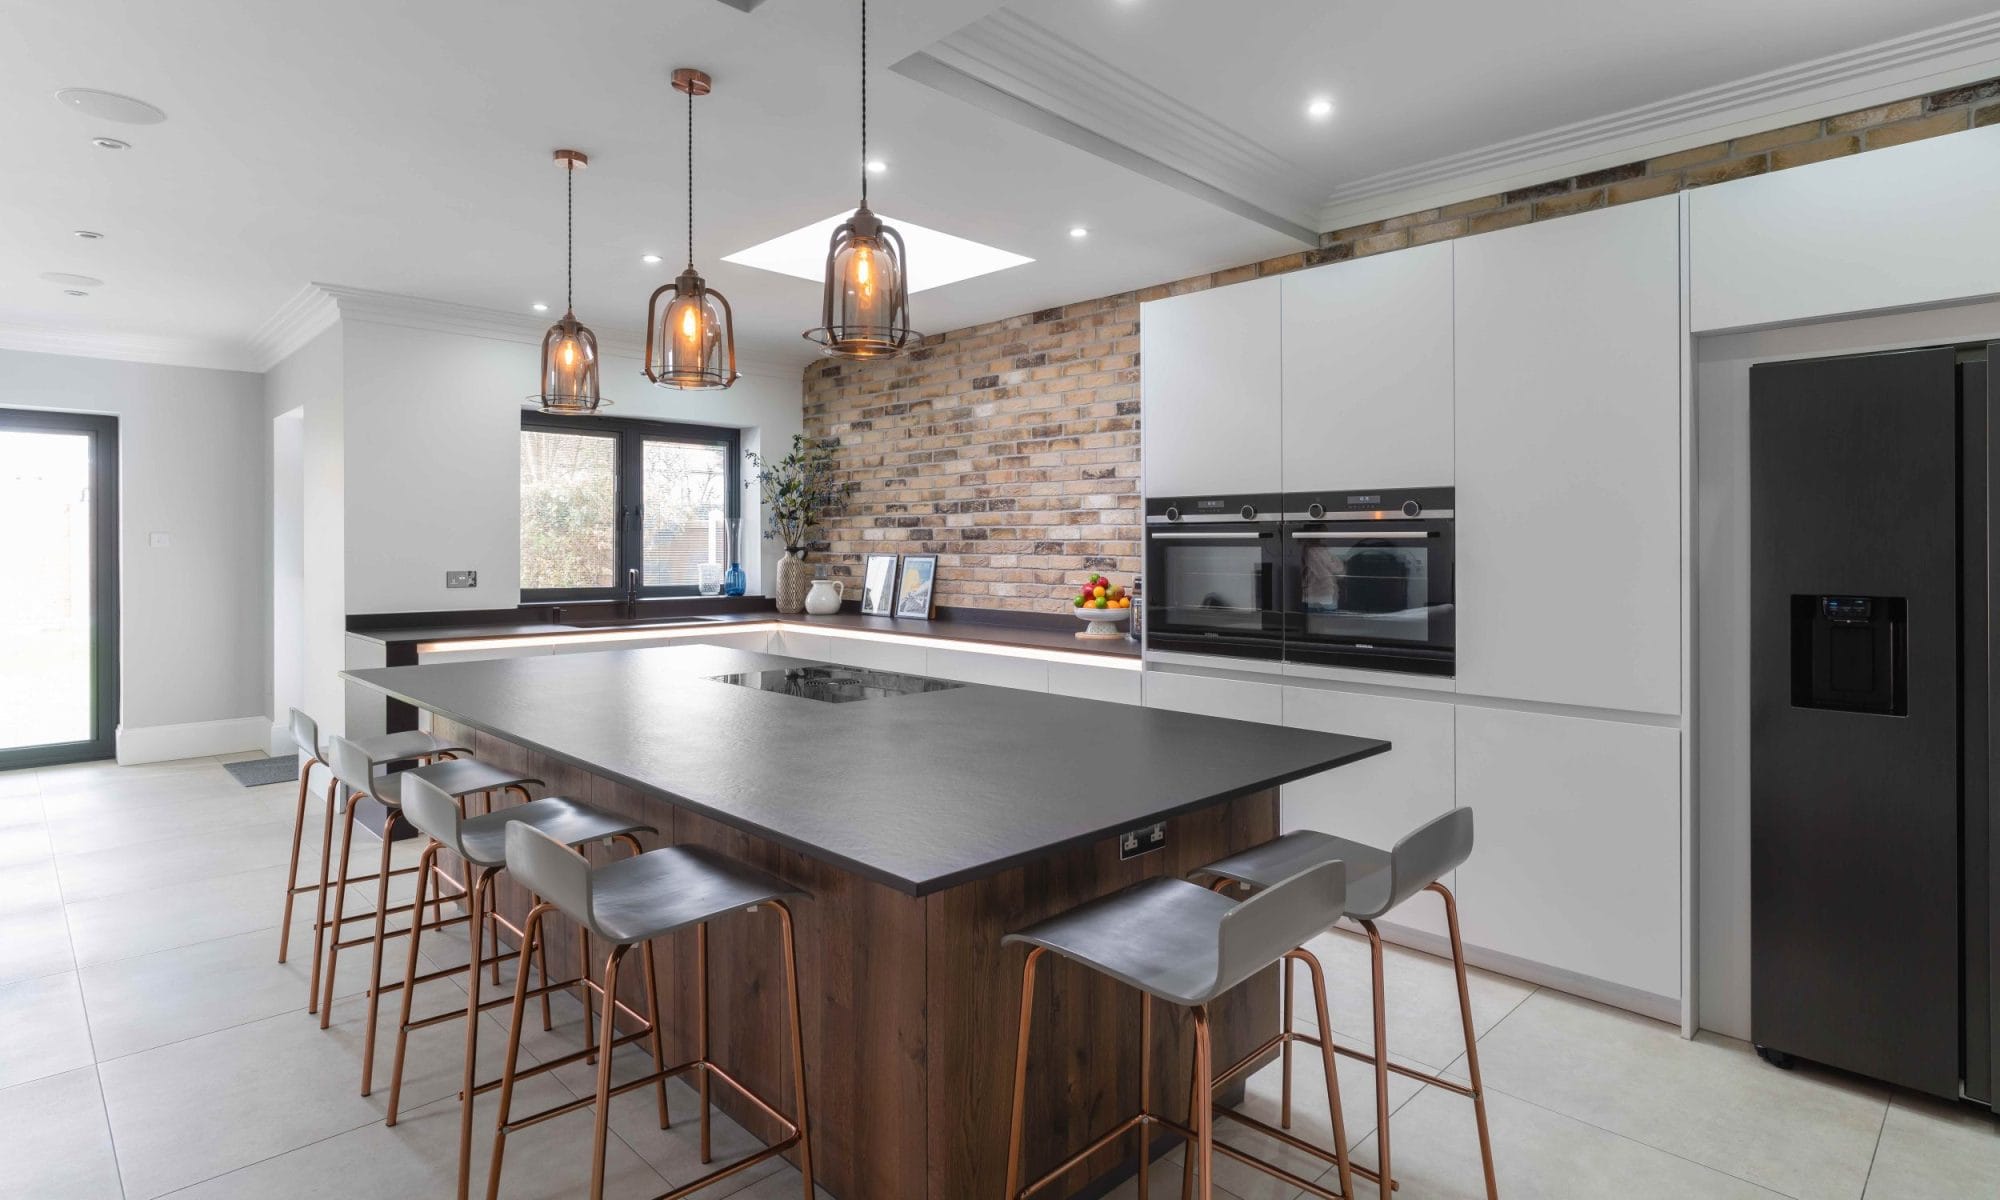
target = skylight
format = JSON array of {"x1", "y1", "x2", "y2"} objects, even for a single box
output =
[{"x1": 724, "y1": 213, "x2": 1033, "y2": 293}]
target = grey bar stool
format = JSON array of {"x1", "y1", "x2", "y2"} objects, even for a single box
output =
[
  {"x1": 386, "y1": 771, "x2": 654, "y2": 1200},
  {"x1": 488, "y1": 822, "x2": 814, "y2": 1200},
  {"x1": 317, "y1": 734, "x2": 542, "y2": 1098},
  {"x1": 1196, "y1": 809, "x2": 1495, "y2": 1200},
  {"x1": 278, "y1": 708, "x2": 469, "y2": 1014},
  {"x1": 1001, "y1": 861, "x2": 1355, "y2": 1200}
]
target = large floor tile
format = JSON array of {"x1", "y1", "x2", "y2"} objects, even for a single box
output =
[
  {"x1": 0, "y1": 971, "x2": 95, "y2": 1090},
  {"x1": 166, "y1": 1072, "x2": 670, "y2": 1200},
  {"x1": 1862, "y1": 1094, "x2": 2000, "y2": 1199},
  {"x1": 1290, "y1": 927, "x2": 1536, "y2": 1071},
  {"x1": 78, "y1": 922, "x2": 424, "y2": 1060},
  {"x1": 1200, "y1": 1043, "x2": 1425, "y2": 1200},
  {"x1": 1335, "y1": 1085, "x2": 1787, "y2": 1199},
  {"x1": 1469, "y1": 990, "x2": 1888, "y2": 1199},
  {"x1": 0, "y1": 903, "x2": 76, "y2": 985},
  {"x1": 0, "y1": 824, "x2": 54, "y2": 868},
  {"x1": 0, "y1": 1067, "x2": 124, "y2": 1200},
  {"x1": 44, "y1": 782, "x2": 299, "y2": 856},
  {"x1": 63, "y1": 865, "x2": 296, "y2": 966},
  {"x1": 97, "y1": 983, "x2": 524, "y2": 1199},
  {"x1": 0, "y1": 767, "x2": 39, "y2": 799},
  {"x1": 0, "y1": 857, "x2": 63, "y2": 917},
  {"x1": 0, "y1": 793, "x2": 43, "y2": 830},
  {"x1": 56, "y1": 818, "x2": 308, "y2": 903}
]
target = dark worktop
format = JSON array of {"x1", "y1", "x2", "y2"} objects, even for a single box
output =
[
  {"x1": 342, "y1": 644, "x2": 1385, "y2": 895},
  {"x1": 347, "y1": 606, "x2": 1141, "y2": 660}
]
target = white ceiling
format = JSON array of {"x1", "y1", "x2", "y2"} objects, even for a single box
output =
[{"x1": 2, "y1": 0, "x2": 1997, "y2": 375}]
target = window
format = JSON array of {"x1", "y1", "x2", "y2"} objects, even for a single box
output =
[{"x1": 520, "y1": 413, "x2": 740, "y2": 599}]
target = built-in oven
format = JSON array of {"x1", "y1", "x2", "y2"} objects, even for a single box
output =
[
  {"x1": 1282, "y1": 487, "x2": 1454, "y2": 676},
  {"x1": 1144, "y1": 493, "x2": 1284, "y2": 661}
]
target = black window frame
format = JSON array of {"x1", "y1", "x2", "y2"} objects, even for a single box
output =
[{"x1": 519, "y1": 411, "x2": 741, "y2": 601}]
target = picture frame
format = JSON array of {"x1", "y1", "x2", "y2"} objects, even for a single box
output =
[
  {"x1": 894, "y1": 554, "x2": 938, "y2": 620},
  {"x1": 859, "y1": 553, "x2": 899, "y2": 616}
]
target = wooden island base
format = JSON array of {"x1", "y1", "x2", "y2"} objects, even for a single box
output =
[{"x1": 432, "y1": 717, "x2": 1282, "y2": 1199}]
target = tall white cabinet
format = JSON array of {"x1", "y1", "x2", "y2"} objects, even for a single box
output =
[
  {"x1": 1281, "y1": 241, "x2": 1455, "y2": 489},
  {"x1": 1452, "y1": 196, "x2": 1683, "y2": 715},
  {"x1": 1140, "y1": 277, "x2": 1281, "y2": 496}
]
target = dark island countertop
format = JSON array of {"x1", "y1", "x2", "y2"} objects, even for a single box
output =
[{"x1": 343, "y1": 644, "x2": 1386, "y2": 895}]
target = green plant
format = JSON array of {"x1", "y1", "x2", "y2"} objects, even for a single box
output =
[{"x1": 745, "y1": 434, "x2": 855, "y2": 554}]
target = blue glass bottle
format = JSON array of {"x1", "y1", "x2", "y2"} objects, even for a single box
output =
[{"x1": 723, "y1": 518, "x2": 747, "y2": 596}]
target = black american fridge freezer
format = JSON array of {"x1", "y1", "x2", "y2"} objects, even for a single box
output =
[{"x1": 1750, "y1": 343, "x2": 1998, "y2": 1107}]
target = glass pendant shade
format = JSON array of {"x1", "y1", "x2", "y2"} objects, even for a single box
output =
[
  {"x1": 645, "y1": 267, "x2": 738, "y2": 389},
  {"x1": 537, "y1": 310, "x2": 603, "y2": 414},
  {"x1": 806, "y1": 204, "x2": 917, "y2": 358}
]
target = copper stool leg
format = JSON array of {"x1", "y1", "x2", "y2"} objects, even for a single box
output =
[
  {"x1": 1281, "y1": 952, "x2": 1296, "y2": 1129},
  {"x1": 385, "y1": 838, "x2": 440, "y2": 1127},
  {"x1": 697, "y1": 920, "x2": 712, "y2": 1164},
  {"x1": 360, "y1": 807, "x2": 405, "y2": 1095},
  {"x1": 1192, "y1": 1005, "x2": 1214, "y2": 1200},
  {"x1": 1137, "y1": 990, "x2": 1152, "y2": 1200},
  {"x1": 1363, "y1": 918, "x2": 1392, "y2": 1194},
  {"x1": 640, "y1": 936, "x2": 672, "y2": 1131},
  {"x1": 318, "y1": 792, "x2": 362, "y2": 1028},
  {"x1": 277, "y1": 755, "x2": 317, "y2": 963},
  {"x1": 773, "y1": 900, "x2": 815, "y2": 1197},
  {"x1": 453, "y1": 868, "x2": 493, "y2": 1200},
  {"x1": 305, "y1": 774, "x2": 339, "y2": 1014},
  {"x1": 587, "y1": 943, "x2": 629, "y2": 1200},
  {"x1": 1432, "y1": 882, "x2": 1499, "y2": 1200},
  {"x1": 486, "y1": 902, "x2": 551, "y2": 1200},
  {"x1": 1296, "y1": 947, "x2": 1356, "y2": 1200},
  {"x1": 1003, "y1": 945, "x2": 1046, "y2": 1200}
]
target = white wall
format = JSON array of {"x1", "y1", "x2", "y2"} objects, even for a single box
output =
[
  {"x1": 264, "y1": 325, "x2": 346, "y2": 740},
  {"x1": 338, "y1": 318, "x2": 801, "y2": 614},
  {"x1": 0, "y1": 347, "x2": 269, "y2": 758},
  {"x1": 270, "y1": 409, "x2": 305, "y2": 754},
  {"x1": 1693, "y1": 295, "x2": 2000, "y2": 1039}
]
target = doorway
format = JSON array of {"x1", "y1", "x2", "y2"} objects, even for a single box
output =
[{"x1": 0, "y1": 408, "x2": 118, "y2": 767}]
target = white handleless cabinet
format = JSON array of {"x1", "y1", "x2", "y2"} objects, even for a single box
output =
[
  {"x1": 1453, "y1": 196, "x2": 1682, "y2": 715},
  {"x1": 1140, "y1": 277, "x2": 1281, "y2": 496},
  {"x1": 1142, "y1": 668, "x2": 1283, "y2": 724},
  {"x1": 925, "y1": 647, "x2": 1050, "y2": 693},
  {"x1": 1281, "y1": 685, "x2": 1455, "y2": 936},
  {"x1": 1281, "y1": 243, "x2": 1455, "y2": 490},
  {"x1": 818, "y1": 634, "x2": 930, "y2": 675},
  {"x1": 1453, "y1": 705, "x2": 1680, "y2": 1001}
]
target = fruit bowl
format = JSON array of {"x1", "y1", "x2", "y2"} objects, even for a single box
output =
[{"x1": 1073, "y1": 604, "x2": 1131, "y2": 639}]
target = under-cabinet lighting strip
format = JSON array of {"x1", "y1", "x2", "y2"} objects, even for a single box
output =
[{"x1": 417, "y1": 619, "x2": 1144, "y2": 670}]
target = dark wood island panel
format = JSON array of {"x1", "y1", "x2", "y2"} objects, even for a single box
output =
[{"x1": 434, "y1": 715, "x2": 1279, "y2": 1200}]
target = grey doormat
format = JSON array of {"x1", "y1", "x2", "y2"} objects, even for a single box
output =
[{"x1": 224, "y1": 755, "x2": 300, "y2": 787}]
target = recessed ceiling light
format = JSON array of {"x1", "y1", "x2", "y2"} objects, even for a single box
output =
[
  {"x1": 641, "y1": 253, "x2": 663, "y2": 264},
  {"x1": 725, "y1": 212, "x2": 1033, "y2": 293},
  {"x1": 54, "y1": 89, "x2": 167, "y2": 125},
  {"x1": 1306, "y1": 97, "x2": 1335, "y2": 119},
  {"x1": 40, "y1": 272, "x2": 104, "y2": 287},
  {"x1": 73, "y1": 230, "x2": 104, "y2": 240},
  {"x1": 1069, "y1": 226, "x2": 1089, "y2": 239},
  {"x1": 91, "y1": 137, "x2": 131, "y2": 151},
  {"x1": 64, "y1": 290, "x2": 88, "y2": 297},
  {"x1": 866, "y1": 159, "x2": 887, "y2": 174},
  {"x1": 532, "y1": 302, "x2": 549, "y2": 312}
]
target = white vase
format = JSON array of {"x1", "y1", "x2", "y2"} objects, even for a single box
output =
[{"x1": 804, "y1": 579, "x2": 844, "y2": 615}]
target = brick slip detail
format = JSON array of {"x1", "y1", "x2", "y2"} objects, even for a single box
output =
[{"x1": 802, "y1": 73, "x2": 2000, "y2": 611}]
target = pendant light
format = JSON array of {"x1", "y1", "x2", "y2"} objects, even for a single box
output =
[
  {"x1": 533, "y1": 149, "x2": 606, "y2": 413},
  {"x1": 645, "y1": 68, "x2": 738, "y2": 390},
  {"x1": 804, "y1": 0, "x2": 919, "y2": 358}
]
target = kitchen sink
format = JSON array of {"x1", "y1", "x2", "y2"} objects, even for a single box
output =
[{"x1": 553, "y1": 614, "x2": 727, "y2": 630}]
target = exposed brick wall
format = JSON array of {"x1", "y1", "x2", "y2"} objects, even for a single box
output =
[{"x1": 802, "y1": 77, "x2": 2000, "y2": 613}]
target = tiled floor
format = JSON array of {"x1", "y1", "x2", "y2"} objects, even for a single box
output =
[{"x1": 0, "y1": 756, "x2": 1993, "y2": 1199}]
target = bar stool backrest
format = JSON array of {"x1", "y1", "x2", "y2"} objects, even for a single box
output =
[
  {"x1": 1214, "y1": 859, "x2": 1346, "y2": 1001},
  {"x1": 400, "y1": 770, "x2": 463, "y2": 851},
  {"x1": 505, "y1": 821, "x2": 598, "y2": 937},
  {"x1": 288, "y1": 708, "x2": 322, "y2": 761},
  {"x1": 1381, "y1": 808, "x2": 1475, "y2": 915},
  {"x1": 324, "y1": 735, "x2": 382, "y2": 800}
]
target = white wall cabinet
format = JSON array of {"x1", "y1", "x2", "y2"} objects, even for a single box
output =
[
  {"x1": 1281, "y1": 242, "x2": 1455, "y2": 490},
  {"x1": 1453, "y1": 705, "x2": 1680, "y2": 1001},
  {"x1": 1281, "y1": 685, "x2": 1455, "y2": 936},
  {"x1": 1142, "y1": 669, "x2": 1283, "y2": 724},
  {"x1": 1452, "y1": 196, "x2": 1682, "y2": 715},
  {"x1": 1140, "y1": 277, "x2": 1282, "y2": 496}
]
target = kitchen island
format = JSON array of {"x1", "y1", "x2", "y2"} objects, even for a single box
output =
[{"x1": 344, "y1": 644, "x2": 1387, "y2": 1199}]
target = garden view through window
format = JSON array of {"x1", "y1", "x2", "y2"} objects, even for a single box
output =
[{"x1": 519, "y1": 414, "x2": 738, "y2": 597}]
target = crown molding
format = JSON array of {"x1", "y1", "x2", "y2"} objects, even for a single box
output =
[
  {"x1": 0, "y1": 322, "x2": 258, "y2": 374},
  {"x1": 1316, "y1": 10, "x2": 2000, "y2": 229},
  {"x1": 909, "y1": 10, "x2": 1323, "y2": 241},
  {"x1": 247, "y1": 283, "x2": 342, "y2": 371}
]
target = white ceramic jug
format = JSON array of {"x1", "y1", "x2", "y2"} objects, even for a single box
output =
[{"x1": 804, "y1": 578, "x2": 844, "y2": 615}]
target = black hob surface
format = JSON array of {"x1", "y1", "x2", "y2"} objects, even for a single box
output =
[{"x1": 708, "y1": 664, "x2": 965, "y2": 704}]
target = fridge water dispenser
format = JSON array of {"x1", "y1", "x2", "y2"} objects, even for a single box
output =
[{"x1": 1791, "y1": 595, "x2": 1906, "y2": 715}]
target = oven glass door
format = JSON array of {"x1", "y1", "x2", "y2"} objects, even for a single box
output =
[
  {"x1": 1145, "y1": 525, "x2": 1283, "y2": 658},
  {"x1": 1285, "y1": 521, "x2": 1454, "y2": 671}
]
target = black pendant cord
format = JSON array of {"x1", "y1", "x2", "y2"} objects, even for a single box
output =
[
  {"x1": 687, "y1": 84, "x2": 697, "y2": 271},
  {"x1": 565, "y1": 158, "x2": 575, "y2": 315},
  {"x1": 859, "y1": 0, "x2": 868, "y2": 207}
]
